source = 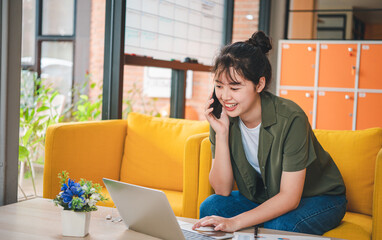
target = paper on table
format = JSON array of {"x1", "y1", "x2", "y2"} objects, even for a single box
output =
[{"x1": 233, "y1": 232, "x2": 330, "y2": 240}]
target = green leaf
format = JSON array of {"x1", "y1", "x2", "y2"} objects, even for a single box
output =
[
  {"x1": 24, "y1": 108, "x2": 30, "y2": 121},
  {"x1": 50, "y1": 92, "x2": 59, "y2": 103},
  {"x1": 37, "y1": 106, "x2": 50, "y2": 112},
  {"x1": 22, "y1": 128, "x2": 33, "y2": 146},
  {"x1": 19, "y1": 146, "x2": 29, "y2": 160},
  {"x1": 24, "y1": 171, "x2": 32, "y2": 179},
  {"x1": 37, "y1": 115, "x2": 48, "y2": 121},
  {"x1": 80, "y1": 95, "x2": 88, "y2": 101},
  {"x1": 78, "y1": 106, "x2": 86, "y2": 112},
  {"x1": 30, "y1": 109, "x2": 36, "y2": 119}
]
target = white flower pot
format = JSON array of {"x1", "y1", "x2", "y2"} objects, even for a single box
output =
[{"x1": 61, "y1": 210, "x2": 91, "y2": 237}]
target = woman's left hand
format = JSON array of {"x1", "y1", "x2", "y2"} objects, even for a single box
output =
[{"x1": 192, "y1": 215, "x2": 239, "y2": 232}]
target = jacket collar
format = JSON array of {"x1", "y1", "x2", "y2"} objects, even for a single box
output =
[{"x1": 260, "y1": 91, "x2": 277, "y2": 128}]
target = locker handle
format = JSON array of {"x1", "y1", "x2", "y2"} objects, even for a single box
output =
[
  {"x1": 305, "y1": 93, "x2": 311, "y2": 98},
  {"x1": 345, "y1": 95, "x2": 351, "y2": 100},
  {"x1": 351, "y1": 66, "x2": 356, "y2": 75},
  {"x1": 307, "y1": 47, "x2": 314, "y2": 51},
  {"x1": 348, "y1": 48, "x2": 355, "y2": 57}
]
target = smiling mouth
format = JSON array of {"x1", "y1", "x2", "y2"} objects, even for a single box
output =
[{"x1": 225, "y1": 103, "x2": 238, "y2": 108}]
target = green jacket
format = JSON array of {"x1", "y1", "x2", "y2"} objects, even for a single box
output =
[{"x1": 210, "y1": 91, "x2": 346, "y2": 203}]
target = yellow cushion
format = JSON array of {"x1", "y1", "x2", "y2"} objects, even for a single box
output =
[
  {"x1": 314, "y1": 128, "x2": 382, "y2": 216},
  {"x1": 43, "y1": 120, "x2": 127, "y2": 199},
  {"x1": 162, "y1": 189, "x2": 183, "y2": 216},
  {"x1": 120, "y1": 113, "x2": 209, "y2": 191},
  {"x1": 97, "y1": 187, "x2": 183, "y2": 216},
  {"x1": 324, "y1": 212, "x2": 372, "y2": 240}
]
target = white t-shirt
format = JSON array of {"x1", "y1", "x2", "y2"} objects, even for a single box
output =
[{"x1": 239, "y1": 118, "x2": 262, "y2": 175}]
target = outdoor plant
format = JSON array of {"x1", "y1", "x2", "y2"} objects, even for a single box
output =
[
  {"x1": 53, "y1": 171, "x2": 107, "y2": 212},
  {"x1": 71, "y1": 73, "x2": 102, "y2": 121},
  {"x1": 123, "y1": 81, "x2": 161, "y2": 118},
  {"x1": 19, "y1": 71, "x2": 63, "y2": 195}
]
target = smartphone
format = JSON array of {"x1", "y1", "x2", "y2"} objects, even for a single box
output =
[{"x1": 210, "y1": 90, "x2": 222, "y2": 119}]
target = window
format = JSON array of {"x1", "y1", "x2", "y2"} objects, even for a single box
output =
[
  {"x1": 21, "y1": 0, "x2": 76, "y2": 106},
  {"x1": 19, "y1": 0, "x2": 97, "y2": 200},
  {"x1": 37, "y1": 0, "x2": 76, "y2": 106},
  {"x1": 316, "y1": 14, "x2": 346, "y2": 40},
  {"x1": 285, "y1": 0, "x2": 382, "y2": 40}
]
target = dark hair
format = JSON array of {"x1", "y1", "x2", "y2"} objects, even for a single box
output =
[{"x1": 213, "y1": 31, "x2": 272, "y2": 91}]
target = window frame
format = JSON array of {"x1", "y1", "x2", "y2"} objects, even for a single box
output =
[
  {"x1": 316, "y1": 14, "x2": 347, "y2": 40},
  {"x1": 102, "y1": 0, "x2": 235, "y2": 120},
  {"x1": 21, "y1": 0, "x2": 77, "y2": 105}
]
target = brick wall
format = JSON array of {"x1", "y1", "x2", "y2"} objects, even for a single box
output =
[
  {"x1": 88, "y1": 0, "x2": 105, "y2": 101},
  {"x1": 88, "y1": 1, "x2": 259, "y2": 120},
  {"x1": 232, "y1": 0, "x2": 260, "y2": 43}
]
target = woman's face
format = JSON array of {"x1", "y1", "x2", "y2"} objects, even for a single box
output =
[{"x1": 214, "y1": 68, "x2": 262, "y2": 120}]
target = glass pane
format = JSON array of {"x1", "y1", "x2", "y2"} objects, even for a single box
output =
[
  {"x1": 41, "y1": 41, "x2": 73, "y2": 101},
  {"x1": 317, "y1": 15, "x2": 345, "y2": 28},
  {"x1": 124, "y1": 0, "x2": 224, "y2": 65},
  {"x1": 18, "y1": 2, "x2": 105, "y2": 201},
  {"x1": 42, "y1": 0, "x2": 75, "y2": 35},
  {"x1": 316, "y1": 30, "x2": 344, "y2": 40},
  {"x1": 81, "y1": 1, "x2": 105, "y2": 122},
  {"x1": 21, "y1": 0, "x2": 36, "y2": 65},
  {"x1": 122, "y1": 66, "x2": 213, "y2": 120},
  {"x1": 122, "y1": 65, "x2": 165, "y2": 119}
]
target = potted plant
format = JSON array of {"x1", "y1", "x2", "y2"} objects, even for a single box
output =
[{"x1": 53, "y1": 171, "x2": 107, "y2": 237}]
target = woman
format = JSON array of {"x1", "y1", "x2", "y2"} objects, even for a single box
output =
[{"x1": 192, "y1": 31, "x2": 346, "y2": 235}]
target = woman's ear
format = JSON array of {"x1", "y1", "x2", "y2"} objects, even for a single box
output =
[{"x1": 256, "y1": 77, "x2": 266, "y2": 93}]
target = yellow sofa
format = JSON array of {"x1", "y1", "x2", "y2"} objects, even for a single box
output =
[
  {"x1": 197, "y1": 128, "x2": 382, "y2": 240},
  {"x1": 43, "y1": 112, "x2": 209, "y2": 218}
]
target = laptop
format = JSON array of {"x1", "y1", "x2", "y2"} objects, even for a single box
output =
[{"x1": 103, "y1": 178, "x2": 234, "y2": 240}]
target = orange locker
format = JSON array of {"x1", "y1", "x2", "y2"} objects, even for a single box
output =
[
  {"x1": 316, "y1": 91, "x2": 354, "y2": 130},
  {"x1": 359, "y1": 44, "x2": 382, "y2": 90},
  {"x1": 279, "y1": 89, "x2": 314, "y2": 125},
  {"x1": 280, "y1": 43, "x2": 316, "y2": 87},
  {"x1": 356, "y1": 92, "x2": 382, "y2": 129},
  {"x1": 318, "y1": 44, "x2": 357, "y2": 88}
]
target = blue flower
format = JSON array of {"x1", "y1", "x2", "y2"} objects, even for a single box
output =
[{"x1": 60, "y1": 178, "x2": 85, "y2": 209}]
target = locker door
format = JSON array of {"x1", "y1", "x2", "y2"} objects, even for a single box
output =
[
  {"x1": 356, "y1": 92, "x2": 382, "y2": 129},
  {"x1": 280, "y1": 43, "x2": 316, "y2": 87},
  {"x1": 316, "y1": 91, "x2": 354, "y2": 130},
  {"x1": 279, "y1": 89, "x2": 314, "y2": 125},
  {"x1": 318, "y1": 44, "x2": 357, "y2": 88},
  {"x1": 359, "y1": 44, "x2": 382, "y2": 89}
]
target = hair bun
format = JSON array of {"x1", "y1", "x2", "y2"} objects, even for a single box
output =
[{"x1": 246, "y1": 31, "x2": 272, "y2": 54}]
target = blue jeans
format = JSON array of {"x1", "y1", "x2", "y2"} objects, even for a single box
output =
[{"x1": 200, "y1": 191, "x2": 347, "y2": 235}]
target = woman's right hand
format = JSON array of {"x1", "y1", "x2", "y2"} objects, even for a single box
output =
[{"x1": 204, "y1": 92, "x2": 230, "y2": 136}]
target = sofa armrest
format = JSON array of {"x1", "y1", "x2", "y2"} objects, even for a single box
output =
[
  {"x1": 372, "y1": 148, "x2": 382, "y2": 240},
  {"x1": 197, "y1": 136, "x2": 214, "y2": 219},
  {"x1": 183, "y1": 132, "x2": 209, "y2": 218},
  {"x1": 43, "y1": 120, "x2": 127, "y2": 199}
]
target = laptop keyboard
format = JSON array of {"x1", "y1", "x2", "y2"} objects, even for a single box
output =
[{"x1": 182, "y1": 229, "x2": 215, "y2": 240}]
